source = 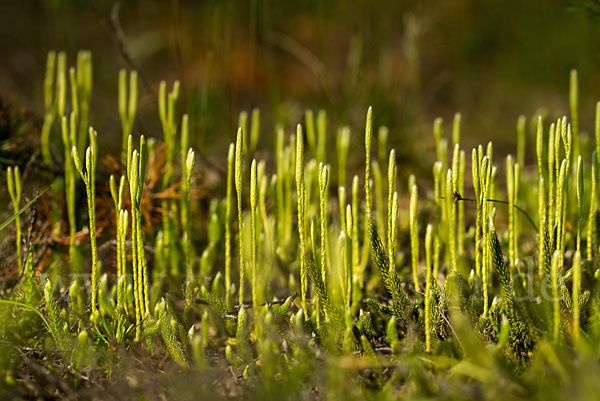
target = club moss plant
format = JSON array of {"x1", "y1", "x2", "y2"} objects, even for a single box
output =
[
  {"x1": 6, "y1": 166, "x2": 22, "y2": 268},
  {"x1": 118, "y1": 69, "x2": 138, "y2": 166},
  {"x1": 61, "y1": 113, "x2": 79, "y2": 271},
  {"x1": 109, "y1": 175, "x2": 126, "y2": 307},
  {"x1": 72, "y1": 128, "x2": 99, "y2": 317},
  {"x1": 409, "y1": 183, "x2": 419, "y2": 291},
  {"x1": 250, "y1": 159, "x2": 259, "y2": 310},
  {"x1": 184, "y1": 148, "x2": 196, "y2": 310},
  {"x1": 6, "y1": 54, "x2": 600, "y2": 400},
  {"x1": 295, "y1": 124, "x2": 308, "y2": 319},
  {"x1": 235, "y1": 127, "x2": 246, "y2": 306},
  {"x1": 40, "y1": 51, "x2": 57, "y2": 165},
  {"x1": 126, "y1": 134, "x2": 150, "y2": 339},
  {"x1": 158, "y1": 80, "x2": 180, "y2": 275},
  {"x1": 424, "y1": 223, "x2": 433, "y2": 353},
  {"x1": 225, "y1": 143, "x2": 235, "y2": 309}
]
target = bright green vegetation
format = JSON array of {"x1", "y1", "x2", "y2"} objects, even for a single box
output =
[{"x1": 4, "y1": 52, "x2": 600, "y2": 401}]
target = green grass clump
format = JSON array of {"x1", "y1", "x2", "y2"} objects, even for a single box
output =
[{"x1": 7, "y1": 52, "x2": 600, "y2": 400}]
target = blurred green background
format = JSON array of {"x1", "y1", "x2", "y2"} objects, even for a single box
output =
[{"x1": 2, "y1": 0, "x2": 600, "y2": 180}]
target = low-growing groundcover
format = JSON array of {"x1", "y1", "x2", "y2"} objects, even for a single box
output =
[{"x1": 2, "y1": 52, "x2": 600, "y2": 401}]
